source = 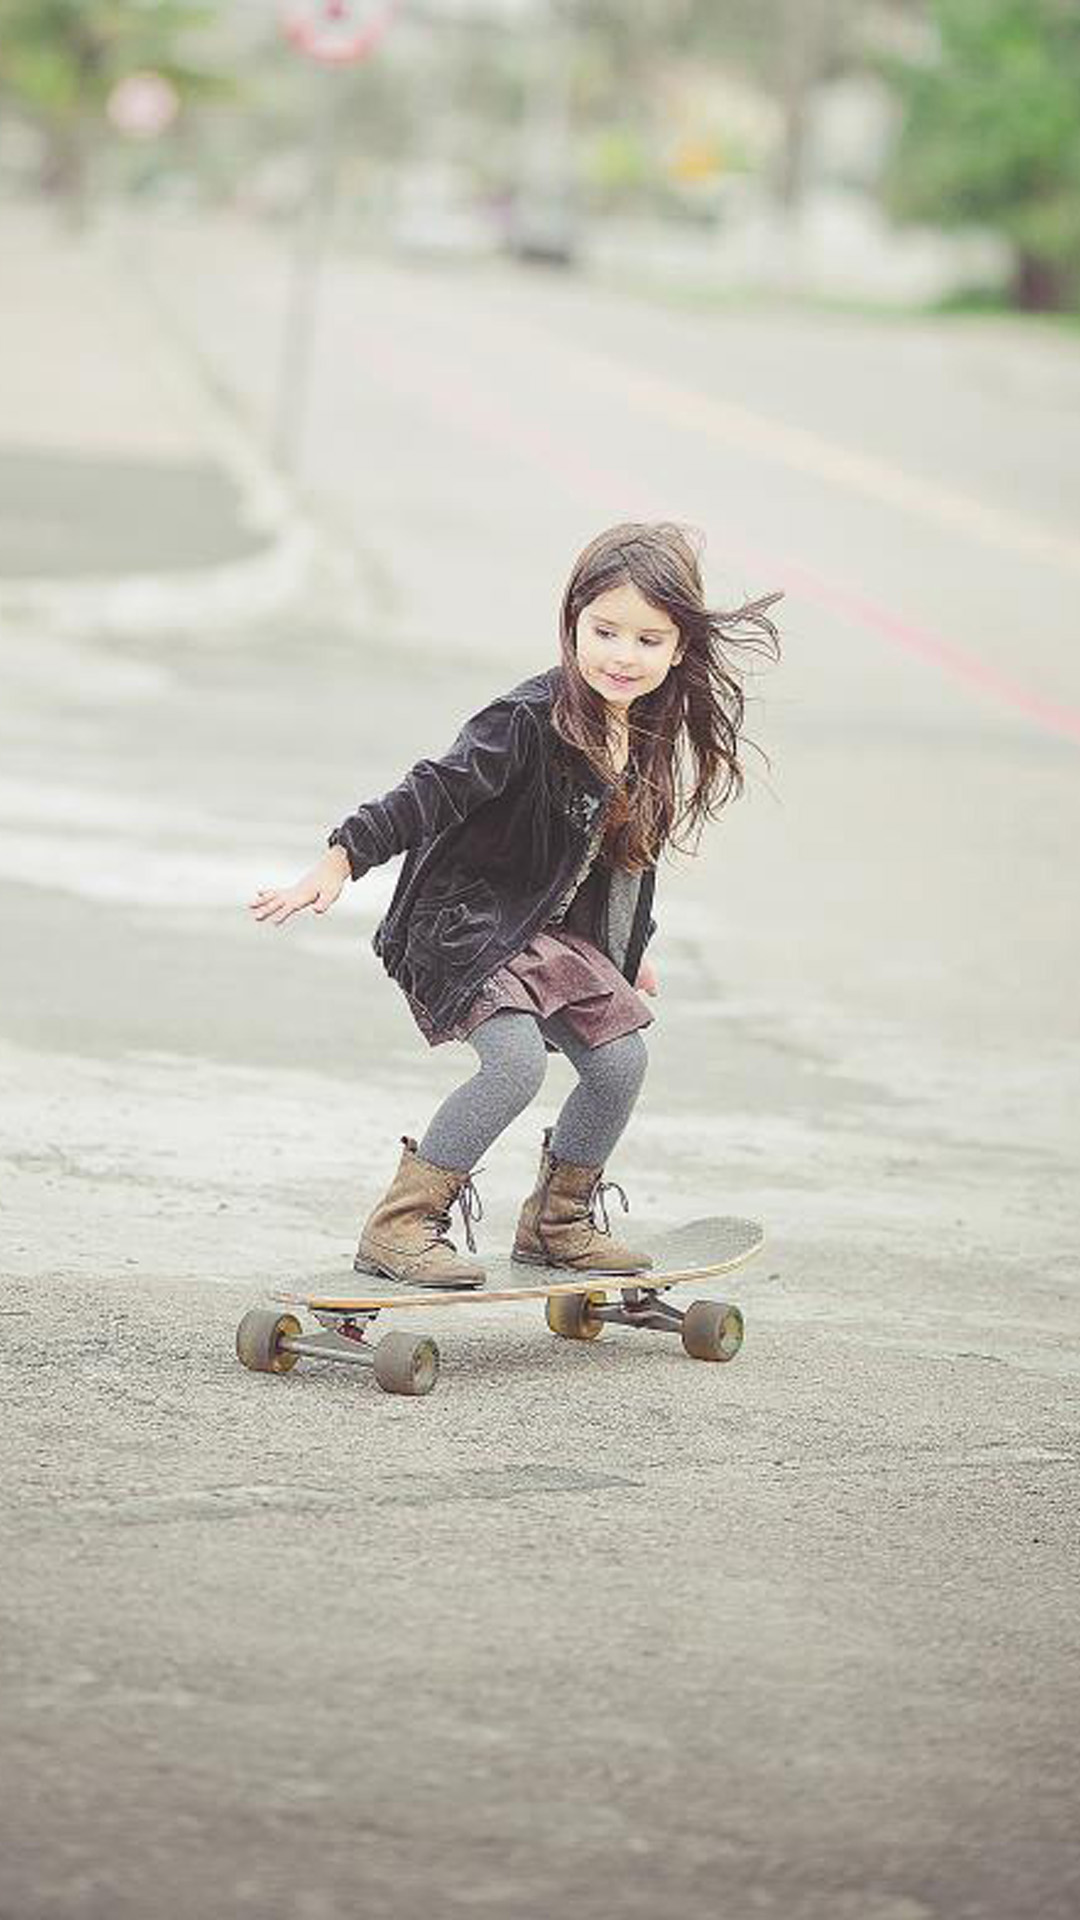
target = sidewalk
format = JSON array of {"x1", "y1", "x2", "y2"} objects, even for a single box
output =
[{"x1": 0, "y1": 204, "x2": 313, "y2": 635}]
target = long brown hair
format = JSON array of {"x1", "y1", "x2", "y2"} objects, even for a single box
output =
[{"x1": 551, "y1": 521, "x2": 782, "y2": 872}]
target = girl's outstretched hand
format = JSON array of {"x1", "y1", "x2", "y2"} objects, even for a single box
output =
[
  {"x1": 249, "y1": 846, "x2": 350, "y2": 926},
  {"x1": 636, "y1": 957, "x2": 659, "y2": 996}
]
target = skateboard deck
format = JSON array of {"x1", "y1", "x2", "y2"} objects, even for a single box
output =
[
  {"x1": 236, "y1": 1216, "x2": 763, "y2": 1399},
  {"x1": 278, "y1": 1215, "x2": 763, "y2": 1311}
]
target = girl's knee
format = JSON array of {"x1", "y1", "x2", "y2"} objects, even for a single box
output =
[
  {"x1": 620, "y1": 1028, "x2": 650, "y2": 1087},
  {"x1": 513, "y1": 1038, "x2": 550, "y2": 1104},
  {"x1": 471, "y1": 1013, "x2": 549, "y2": 1104},
  {"x1": 585, "y1": 1028, "x2": 649, "y2": 1094}
]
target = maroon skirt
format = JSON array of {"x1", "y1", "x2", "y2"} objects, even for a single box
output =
[{"x1": 404, "y1": 926, "x2": 655, "y2": 1051}]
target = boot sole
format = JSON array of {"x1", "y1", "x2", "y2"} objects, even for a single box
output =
[
  {"x1": 353, "y1": 1255, "x2": 486, "y2": 1292},
  {"x1": 510, "y1": 1250, "x2": 653, "y2": 1276}
]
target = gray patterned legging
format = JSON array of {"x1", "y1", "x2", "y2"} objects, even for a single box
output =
[{"x1": 417, "y1": 1008, "x2": 648, "y2": 1173}]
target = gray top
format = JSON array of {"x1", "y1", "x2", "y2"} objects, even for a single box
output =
[
  {"x1": 602, "y1": 865, "x2": 643, "y2": 973},
  {"x1": 546, "y1": 760, "x2": 643, "y2": 973}
]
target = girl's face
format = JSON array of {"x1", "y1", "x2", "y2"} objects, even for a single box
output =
[{"x1": 574, "y1": 580, "x2": 685, "y2": 720}]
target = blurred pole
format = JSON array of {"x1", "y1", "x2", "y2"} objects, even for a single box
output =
[
  {"x1": 273, "y1": 1, "x2": 398, "y2": 480},
  {"x1": 775, "y1": 0, "x2": 837, "y2": 209},
  {"x1": 272, "y1": 66, "x2": 344, "y2": 482},
  {"x1": 513, "y1": 0, "x2": 575, "y2": 253},
  {"x1": 523, "y1": 2, "x2": 572, "y2": 169}
]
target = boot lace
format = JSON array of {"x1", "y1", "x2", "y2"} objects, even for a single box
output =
[
  {"x1": 587, "y1": 1175, "x2": 630, "y2": 1238},
  {"x1": 430, "y1": 1170, "x2": 484, "y2": 1255}
]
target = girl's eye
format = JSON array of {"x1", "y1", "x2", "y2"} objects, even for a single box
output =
[{"x1": 596, "y1": 627, "x2": 661, "y2": 647}]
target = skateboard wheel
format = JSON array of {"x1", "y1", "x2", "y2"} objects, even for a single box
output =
[
  {"x1": 680, "y1": 1300, "x2": 744, "y2": 1363},
  {"x1": 235, "y1": 1308, "x2": 302, "y2": 1374},
  {"x1": 545, "y1": 1291, "x2": 605, "y2": 1342},
  {"x1": 373, "y1": 1331, "x2": 440, "y2": 1396}
]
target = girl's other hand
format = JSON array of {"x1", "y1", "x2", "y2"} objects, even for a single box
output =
[
  {"x1": 249, "y1": 847, "x2": 349, "y2": 926},
  {"x1": 636, "y1": 957, "x2": 658, "y2": 996}
]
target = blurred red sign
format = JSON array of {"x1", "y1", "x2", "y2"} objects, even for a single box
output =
[
  {"x1": 280, "y1": 1, "x2": 397, "y2": 65},
  {"x1": 106, "y1": 71, "x2": 180, "y2": 138}
]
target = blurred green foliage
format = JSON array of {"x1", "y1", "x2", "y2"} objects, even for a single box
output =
[
  {"x1": 0, "y1": 0, "x2": 223, "y2": 218},
  {"x1": 3, "y1": 0, "x2": 1077, "y2": 314},
  {"x1": 582, "y1": 126, "x2": 653, "y2": 205},
  {"x1": 883, "y1": 0, "x2": 1080, "y2": 309}
]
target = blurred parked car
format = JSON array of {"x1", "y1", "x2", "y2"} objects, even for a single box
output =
[
  {"x1": 387, "y1": 164, "x2": 500, "y2": 261},
  {"x1": 501, "y1": 188, "x2": 580, "y2": 267}
]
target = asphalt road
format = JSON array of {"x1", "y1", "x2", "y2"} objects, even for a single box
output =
[{"x1": 2, "y1": 219, "x2": 1078, "y2": 1920}]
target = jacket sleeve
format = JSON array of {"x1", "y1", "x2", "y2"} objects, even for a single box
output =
[{"x1": 327, "y1": 695, "x2": 537, "y2": 879}]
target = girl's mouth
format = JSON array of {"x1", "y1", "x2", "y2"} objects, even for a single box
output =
[{"x1": 605, "y1": 672, "x2": 639, "y2": 687}]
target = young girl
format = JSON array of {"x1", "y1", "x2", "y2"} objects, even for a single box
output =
[{"x1": 250, "y1": 521, "x2": 781, "y2": 1290}]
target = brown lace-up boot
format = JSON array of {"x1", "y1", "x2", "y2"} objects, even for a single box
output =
[
  {"x1": 355, "y1": 1136, "x2": 487, "y2": 1289},
  {"x1": 511, "y1": 1127, "x2": 652, "y2": 1274}
]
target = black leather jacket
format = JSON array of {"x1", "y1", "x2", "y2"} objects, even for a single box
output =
[{"x1": 328, "y1": 665, "x2": 657, "y2": 1034}]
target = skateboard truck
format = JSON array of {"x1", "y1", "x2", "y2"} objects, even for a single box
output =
[
  {"x1": 590, "y1": 1286, "x2": 686, "y2": 1331},
  {"x1": 235, "y1": 1306, "x2": 439, "y2": 1397},
  {"x1": 544, "y1": 1283, "x2": 744, "y2": 1360}
]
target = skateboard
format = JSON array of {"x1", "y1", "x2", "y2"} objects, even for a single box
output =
[{"x1": 235, "y1": 1216, "x2": 764, "y2": 1398}]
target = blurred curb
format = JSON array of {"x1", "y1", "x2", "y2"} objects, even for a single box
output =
[
  {"x1": 0, "y1": 406, "x2": 329, "y2": 650},
  {"x1": 0, "y1": 522, "x2": 319, "y2": 645},
  {"x1": 0, "y1": 227, "x2": 367, "y2": 645}
]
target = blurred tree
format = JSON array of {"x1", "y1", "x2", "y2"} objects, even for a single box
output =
[
  {"x1": 680, "y1": 0, "x2": 861, "y2": 207},
  {"x1": 882, "y1": 0, "x2": 1080, "y2": 310},
  {"x1": 568, "y1": 0, "x2": 889, "y2": 210},
  {"x1": 0, "y1": 0, "x2": 220, "y2": 223},
  {"x1": 581, "y1": 124, "x2": 653, "y2": 208}
]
